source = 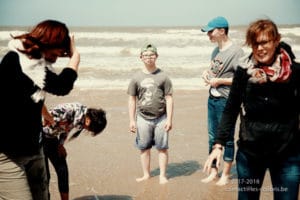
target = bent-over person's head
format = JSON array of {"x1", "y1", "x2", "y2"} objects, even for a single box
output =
[{"x1": 85, "y1": 108, "x2": 107, "y2": 136}]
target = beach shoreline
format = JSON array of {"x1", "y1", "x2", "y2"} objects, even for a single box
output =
[{"x1": 46, "y1": 88, "x2": 274, "y2": 200}]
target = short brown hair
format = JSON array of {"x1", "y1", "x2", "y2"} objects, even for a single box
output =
[{"x1": 245, "y1": 19, "x2": 281, "y2": 48}]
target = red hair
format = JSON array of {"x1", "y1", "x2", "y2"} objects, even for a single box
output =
[
  {"x1": 12, "y1": 19, "x2": 71, "y2": 59},
  {"x1": 245, "y1": 19, "x2": 281, "y2": 48}
]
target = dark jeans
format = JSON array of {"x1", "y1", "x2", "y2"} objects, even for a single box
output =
[
  {"x1": 207, "y1": 96, "x2": 235, "y2": 162},
  {"x1": 43, "y1": 137, "x2": 69, "y2": 194},
  {"x1": 236, "y1": 149, "x2": 300, "y2": 200}
]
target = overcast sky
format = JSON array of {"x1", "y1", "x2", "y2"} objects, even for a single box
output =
[{"x1": 0, "y1": 0, "x2": 299, "y2": 27}]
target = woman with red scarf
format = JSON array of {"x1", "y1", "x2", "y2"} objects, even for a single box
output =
[{"x1": 203, "y1": 19, "x2": 300, "y2": 200}]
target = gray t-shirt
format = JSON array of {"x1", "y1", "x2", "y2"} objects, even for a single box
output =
[
  {"x1": 127, "y1": 68, "x2": 173, "y2": 120},
  {"x1": 209, "y1": 44, "x2": 244, "y2": 98}
]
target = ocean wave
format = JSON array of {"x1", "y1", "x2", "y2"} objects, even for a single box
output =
[
  {"x1": 1, "y1": 25, "x2": 300, "y2": 90},
  {"x1": 75, "y1": 77, "x2": 208, "y2": 90},
  {"x1": 76, "y1": 45, "x2": 214, "y2": 56}
]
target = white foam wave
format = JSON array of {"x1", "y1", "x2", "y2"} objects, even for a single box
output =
[
  {"x1": 279, "y1": 27, "x2": 300, "y2": 37},
  {"x1": 75, "y1": 77, "x2": 207, "y2": 90},
  {"x1": 0, "y1": 30, "x2": 26, "y2": 40},
  {"x1": 77, "y1": 45, "x2": 214, "y2": 56},
  {"x1": 1, "y1": 25, "x2": 300, "y2": 91}
]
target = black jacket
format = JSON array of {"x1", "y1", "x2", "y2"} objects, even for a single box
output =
[
  {"x1": 215, "y1": 42, "x2": 300, "y2": 158},
  {"x1": 0, "y1": 51, "x2": 77, "y2": 156}
]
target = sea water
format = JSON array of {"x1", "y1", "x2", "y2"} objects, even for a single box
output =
[{"x1": 0, "y1": 25, "x2": 299, "y2": 90}]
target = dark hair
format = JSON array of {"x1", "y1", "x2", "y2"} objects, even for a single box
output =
[
  {"x1": 68, "y1": 107, "x2": 107, "y2": 141},
  {"x1": 12, "y1": 19, "x2": 71, "y2": 59},
  {"x1": 86, "y1": 108, "x2": 107, "y2": 136},
  {"x1": 218, "y1": 27, "x2": 229, "y2": 35}
]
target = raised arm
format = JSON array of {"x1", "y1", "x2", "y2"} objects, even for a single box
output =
[{"x1": 66, "y1": 34, "x2": 80, "y2": 72}]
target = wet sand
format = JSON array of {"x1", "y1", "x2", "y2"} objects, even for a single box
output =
[{"x1": 46, "y1": 88, "x2": 275, "y2": 200}]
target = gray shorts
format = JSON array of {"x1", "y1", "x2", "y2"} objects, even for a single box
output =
[{"x1": 135, "y1": 114, "x2": 169, "y2": 150}]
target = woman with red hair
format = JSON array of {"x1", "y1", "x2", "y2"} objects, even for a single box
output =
[
  {"x1": 0, "y1": 19, "x2": 80, "y2": 200},
  {"x1": 203, "y1": 19, "x2": 300, "y2": 200}
]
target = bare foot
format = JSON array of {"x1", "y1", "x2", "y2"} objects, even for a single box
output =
[
  {"x1": 201, "y1": 170, "x2": 218, "y2": 183},
  {"x1": 216, "y1": 175, "x2": 230, "y2": 186},
  {"x1": 136, "y1": 175, "x2": 150, "y2": 182},
  {"x1": 159, "y1": 176, "x2": 168, "y2": 184}
]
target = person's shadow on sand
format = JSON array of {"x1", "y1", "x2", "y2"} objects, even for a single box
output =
[
  {"x1": 72, "y1": 195, "x2": 132, "y2": 200},
  {"x1": 151, "y1": 160, "x2": 201, "y2": 179}
]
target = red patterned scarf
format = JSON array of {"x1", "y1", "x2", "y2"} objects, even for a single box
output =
[{"x1": 246, "y1": 48, "x2": 292, "y2": 84}]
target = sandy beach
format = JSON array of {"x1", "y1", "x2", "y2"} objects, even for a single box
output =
[{"x1": 46, "y1": 88, "x2": 275, "y2": 200}]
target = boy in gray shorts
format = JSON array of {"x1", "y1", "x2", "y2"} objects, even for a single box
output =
[{"x1": 127, "y1": 43, "x2": 174, "y2": 184}]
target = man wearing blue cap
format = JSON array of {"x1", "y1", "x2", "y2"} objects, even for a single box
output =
[
  {"x1": 201, "y1": 16, "x2": 229, "y2": 32},
  {"x1": 200, "y1": 16, "x2": 244, "y2": 186}
]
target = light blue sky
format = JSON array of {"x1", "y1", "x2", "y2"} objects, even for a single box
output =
[{"x1": 0, "y1": 0, "x2": 299, "y2": 27}]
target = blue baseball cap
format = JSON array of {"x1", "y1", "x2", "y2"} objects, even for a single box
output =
[{"x1": 201, "y1": 16, "x2": 229, "y2": 32}]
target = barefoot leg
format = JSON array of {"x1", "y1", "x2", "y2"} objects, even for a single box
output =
[
  {"x1": 158, "y1": 149, "x2": 168, "y2": 184},
  {"x1": 201, "y1": 167, "x2": 218, "y2": 183},
  {"x1": 136, "y1": 149, "x2": 151, "y2": 182},
  {"x1": 216, "y1": 161, "x2": 232, "y2": 186}
]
